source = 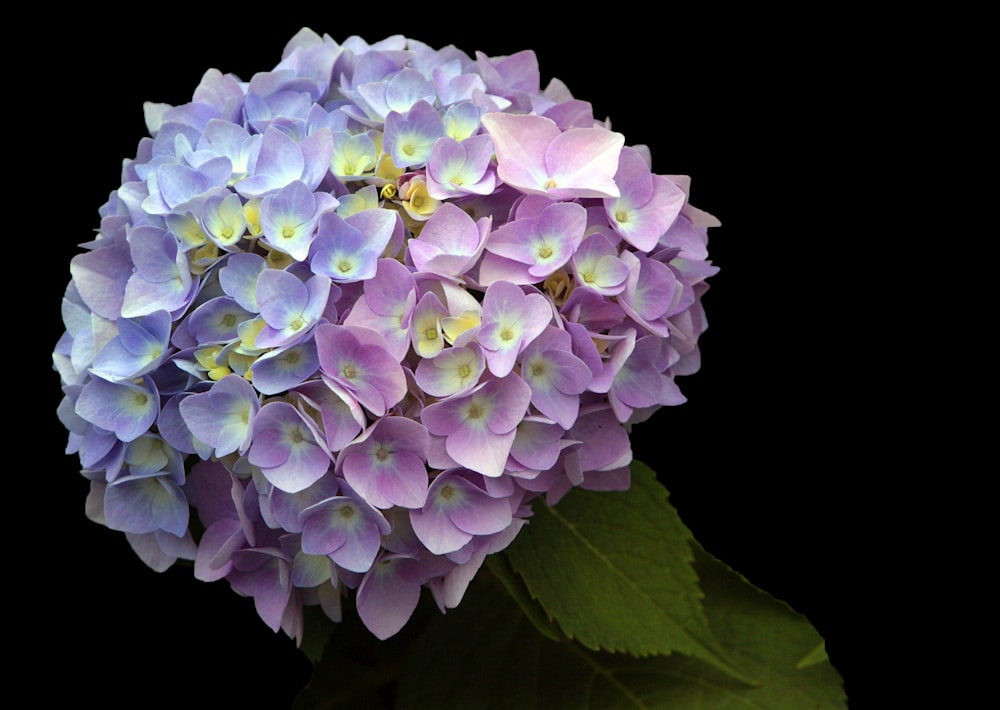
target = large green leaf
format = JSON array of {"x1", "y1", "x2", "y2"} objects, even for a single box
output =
[
  {"x1": 504, "y1": 461, "x2": 745, "y2": 679},
  {"x1": 395, "y1": 549, "x2": 847, "y2": 709},
  {"x1": 642, "y1": 543, "x2": 847, "y2": 708},
  {"x1": 485, "y1": 552, "x2": 562, "y2": 642},
  {"x1": 396, "y1": 573, "x2": 593, "y2": 710}
]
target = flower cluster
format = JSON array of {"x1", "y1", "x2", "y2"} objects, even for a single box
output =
[{"x1": 53, "y1": 30, "x2": 719, "y2": 641}]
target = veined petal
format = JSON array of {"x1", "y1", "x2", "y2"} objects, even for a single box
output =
[
  {"x1": 76, "y1": 375, "x2": 159, "y2": 442},
  {"x1": 356, "y1": 555, "x2": 424, "y2": 639},
  {"x1": 105, "y1": 474, "x2": 189, "y2": 536}
]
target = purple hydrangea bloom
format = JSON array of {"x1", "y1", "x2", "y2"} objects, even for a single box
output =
[
  {"x1": 421, "y1": 374, "x2": 532, "y2": 478},
  {"x1": 338, "y1": 416, "x2": 431, "y2": 509},
  {"x1": 248, "y1": 400, "x2": 332, "y2": 493},
  {"x1": 425, "y1": 134, "x2": 496, "y2": 199},
  {"x1": 121, "y1": 225, "x2": 198, "y2": 318},
  {"x1": 53, "y1": 32, "x2": 719, "y2": 644},
  {"x1": 259, "y1": 179, "x2": 338, "y2": 262},
  {"x1": 201, "y1": 192, "x2": 248, "y2": 249},
  {"x1": 236, "y1": 124, "x2": 333, "y2": 198},
  {"x1": 356, "y1": 553, "x2": 428, "y2": 640},
  {"x1": 384, "y1": 99, "x2": 444, "y2": 169},
  {"x1": 413, "y1": 343, "x2": 486, "y2": 398},
  {"x1": 480, "y1": 112, "x2": 624, "y2": 200},
  {"x1": 178, "y1": 374, "x2": 259, "y2": 457},
  {"x1": 104, "y1": 434, "x2": 189, "y2": 537},
  {"x1": 76, "y1": 375, "x2": 160, "y2": 443},
  {"x1": 300, "y1": 487, "x2": 392, "y2": 572},
  {"x1": 315, "y1": 323, "x2": 407, "y2": 417},
  {"x1": 254, "y1": 269, "x2": 331, "y2": 348},
  {"x1": 342, "y1": 257, "x2": 417, "y2": 361},
  {"x1": 476, "y1": 281, "x2": 552, "y2": 377},
  {"x1": 410, "y1": 468, "x2": 514, "y2": 555},
  {"x1": 605, "y1": 146, "x2": 686, "y2": 251},
  {"x1": 479, "y1": 199, "x2": 587, "y2": 285},
  {"x1": 309, "y1": 208, "x2": 397, "y2": 283},
  {"x1": 520, "y1": 326, "x2": 593, "y2": 429},
  {"x1": 91, "y1": 310, "x2": 173, "y2": 381},
  {"x1": 407, "y1": 202, "x2": 490, "y2": 278},
  {"x1": 330, "y1": 130, "x2": 378, "y2": 181}
]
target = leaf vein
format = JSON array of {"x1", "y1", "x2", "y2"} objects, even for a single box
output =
[{"x1": 542, "y1": 502, "x2": 697, "y2": 624}]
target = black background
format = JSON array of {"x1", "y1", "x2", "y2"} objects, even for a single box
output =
[{"x1": 26, "y1": 12, "x2": 899, "y2": 708}]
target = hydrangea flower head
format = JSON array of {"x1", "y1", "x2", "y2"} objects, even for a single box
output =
[{"x1": 53, "y1": 30, "x2": 719, "y2": 645}]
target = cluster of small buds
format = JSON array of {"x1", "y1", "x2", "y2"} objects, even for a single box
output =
[{"x1": 53, "y1": 30, "x2": 719, "y2": 641}]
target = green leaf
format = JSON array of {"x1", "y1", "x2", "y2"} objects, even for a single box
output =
[
  {"x1": 396, "y1": 573, "x2": 595, "y2": 710},
  {"x1": 396, "y1": 551, "x2": 847, "y2": 709},
  {"x1": 796, "y1": 642, "x2": 830, "y2": 670},
  {"x1": 656, "y1": 543, "x2": 849, "y2": 708},
  {"x1": 503, "y1": 460, "x2": 748, "y2": 681},
  {"x1": 485, "y1": 552, "x2": 562, "y2": 642}
]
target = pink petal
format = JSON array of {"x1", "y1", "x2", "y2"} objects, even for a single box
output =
[
  {"x1": 357, "y1": 556, "x2": 424, "y2": 639},
  {"x1": 480, "y1": 112, "x2": 557, "y2": 195},
  {"x1": 446, "y1": 425, "x2": 516, "y2": 478},
  {"x1": 544, "y1": 126, "x2": 624, "y2": 199}
]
